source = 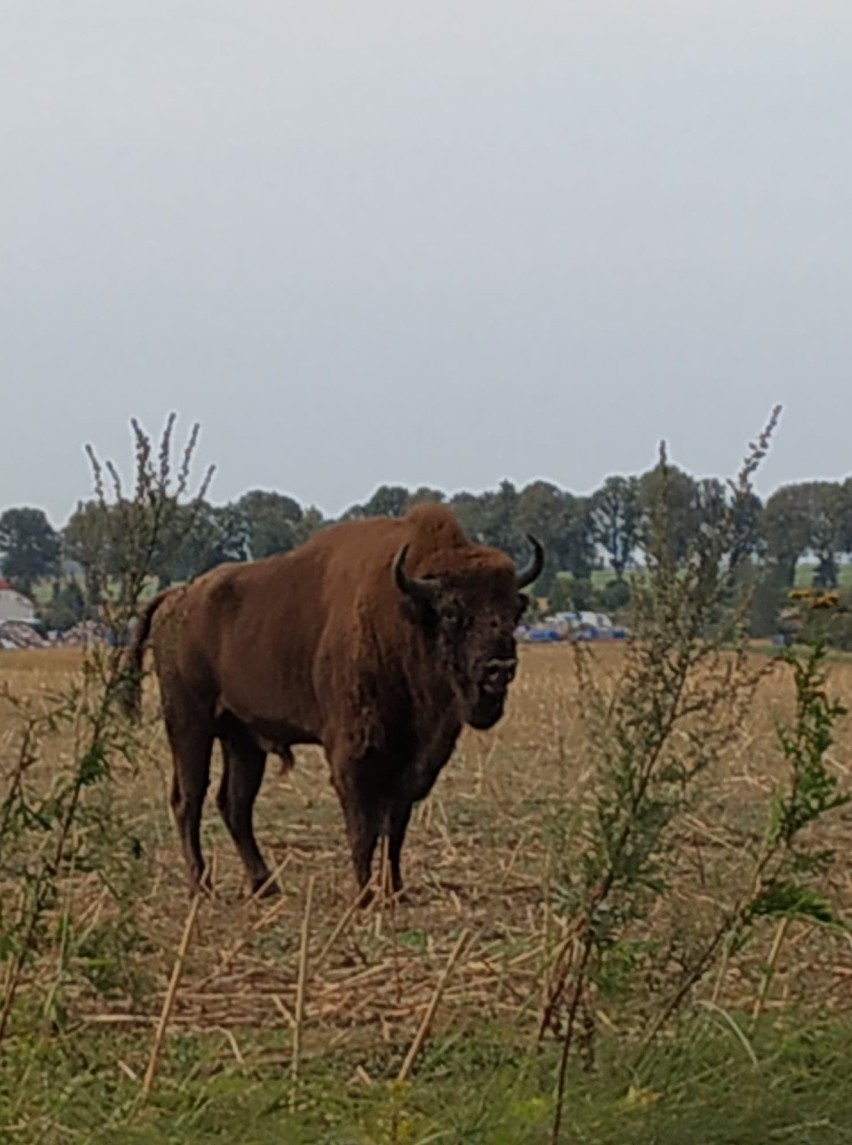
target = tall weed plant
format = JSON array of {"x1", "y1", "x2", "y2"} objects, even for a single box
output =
[
  {"x1": 0, "y1": 415, "x2": 210, "y2": 1047},
  {"x1": 545, "y1": 407, "x2": 851, "y2": 1142}
]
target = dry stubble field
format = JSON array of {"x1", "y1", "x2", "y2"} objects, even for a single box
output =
[{"x1": 2, "y1": 641, "x2": 852, "y2": 1140}]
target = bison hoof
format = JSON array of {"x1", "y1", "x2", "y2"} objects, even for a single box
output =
[
  {"x1": 250, "y1": 877, "x2": 281, "y2": 900},
  {"x1": 189, "y1": 869, "x2": 214, "y2": 899},
  {"x1": 357, "y1": 886, "x2": 375, "y2": 910}
]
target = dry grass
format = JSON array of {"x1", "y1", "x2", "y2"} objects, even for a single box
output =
[{"x1": 1, "y1": 642, "x2": 851, "y2": 1078}]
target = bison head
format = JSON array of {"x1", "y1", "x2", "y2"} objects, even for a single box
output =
[{"x1": 392, "y1": 535, "x2": 544, "y2": 730}]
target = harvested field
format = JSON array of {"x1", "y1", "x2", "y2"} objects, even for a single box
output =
[{"x1": 1, "y1": 642, "x2": 851, "y2": 1141}]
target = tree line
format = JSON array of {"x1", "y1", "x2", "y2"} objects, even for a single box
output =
[{"x1": 1, "y1": 467, "x2": 851, "y2": 631}]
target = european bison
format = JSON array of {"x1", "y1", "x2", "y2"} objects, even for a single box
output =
[{"x1": 121, "y1": 502, "x2": 542, "y2": 901}]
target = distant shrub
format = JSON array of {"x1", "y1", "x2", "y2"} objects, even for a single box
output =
[
  {"x1": 40, "y1": 579, "x2": 86, "y2": 631},
  {"x1": 597, "y1": 577, "x2": 631, "y2": 613},
  {"x1": 549, "y1": 574, "x2": 630, "y2": 616}
]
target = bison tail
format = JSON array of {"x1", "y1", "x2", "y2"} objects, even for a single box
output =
[{"x1": 117, "y1": 589, "x2": 170, "y2": 721}]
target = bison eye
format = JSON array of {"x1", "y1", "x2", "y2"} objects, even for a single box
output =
[{"x1": 440, "y1": 606, "x2": 463, "y2": 630}]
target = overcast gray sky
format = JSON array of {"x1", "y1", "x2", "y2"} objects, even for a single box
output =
[{"x1": 2, "y1": 1, "x2": 850, "y2": 526}]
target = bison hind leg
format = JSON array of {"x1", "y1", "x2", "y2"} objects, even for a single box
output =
[
  {"x1": 217, "y1": 724, "x2": 279, "y2": 898},
  {"x1": 166, "y1": 723, "x2": 214, "y2": 898}
]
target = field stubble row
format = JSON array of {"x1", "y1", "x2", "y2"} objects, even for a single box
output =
[{"x1": 1, "y1": 641, "x2": 851, "y2": 1080}]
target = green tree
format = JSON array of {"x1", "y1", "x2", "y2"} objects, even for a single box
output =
[
  {"x1": 341, "y1": 484, "x2": 411, "y2": 521},
  {"x1": 236, "y1": 489, "x2": 303, "y2": 559},
  {"x1": 559, "y1": 497, "x2": 595, "y2": 581},
  {"x1": 637, "y1": 463, "x2": 698, "y2": 564},
  {"x1": 513, "y1": 481, "x2": 562, "y2": 593},
  {"x1": 448, "y1": 491, "x2": 486, "y2": 541},
  {"x1": 291, "y1": 505, "x2": 326, "y2": 547},
  {"x1": 514, "y1": 481, "x2": 592, "y2": 593},
  {"x1": 476, "y1": 480, "x2": 521, "y2": 556},
  {"x1": 62, "y1": 500, "x2": 111, "y2": 611},
  {"x1": 692, "y1": 478, "x2": 764, "y2": 571},
  {"x1": 842, "y1": 478, "x2": 852, "y2": 555},
  {"x1": 148, "y1": 501, "x2": 211, "y2": 586},
  {"x1": 447, "y1": 485, "x2": 520, "y2": 553},
  {"x1": 799, "y1": 481, "x2": 847, "y2": 589},
  {"x1": 762, "y1": 484, "x2": 813, "y2": 586},
  {"x1": 729, "y1": 487, "x2": 764, "y2": 567},
  {"x1": 63, "y1": 500, "x2": 115, "y2": 564},
  {"x1": 743, "y1": 562, "x2": 789, "y2": 639},
  {"x1": 588, "y1": 476, "x2": 640, "y2": 577},
  {"x1": 363, "y1": 485, "x2": 410, "y2": 518},
  {"x1": 549, "y1": 574, "x2": 596, "y2": 613},
  {"x1": 181, "y1": 504, "x2": 250, "y2": 574},
  {"x1": 0, "y1": 507, "x2": 62, "y2": 596},
  {"x1": 339, "y1": 501, "x2": 367, "y2": 521},
  {"x1": 406, "y1": 486, "x2": 446, "y2": 508}
]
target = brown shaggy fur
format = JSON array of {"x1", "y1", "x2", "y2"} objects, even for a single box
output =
[{"x1": 122, "y1": 502, "x2": 540, "y2": 900}]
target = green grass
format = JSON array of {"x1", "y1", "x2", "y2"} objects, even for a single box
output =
[
  {"x1": 3, "y1": 1014, "x2": 852, "y2": 1144},
  {"x1": 794, "y1": 564, "x2": 852, "y2": 590},
  {"x1": 584, "y1": 563, "x2": 852, "y2": 593}
]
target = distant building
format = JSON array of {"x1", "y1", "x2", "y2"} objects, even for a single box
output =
[{"x1": 0, "y1": 579, "x2": 37, "y2": 624}]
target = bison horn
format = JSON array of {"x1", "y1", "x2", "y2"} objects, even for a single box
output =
[
  {"x1": 515, "y1": 534, "x2": 544, "y2": 590},
  {"x1": 392, "y1": 545, "x2": 441, "y2": 603}
]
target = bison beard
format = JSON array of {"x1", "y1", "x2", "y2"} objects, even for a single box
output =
[{"x1": 121, "y1": 502, "x2": 542, "y2": 903}]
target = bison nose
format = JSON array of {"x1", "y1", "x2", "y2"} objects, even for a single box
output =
[{"x1": 483, "y1": 658, "x2": 517, "y2": 691}]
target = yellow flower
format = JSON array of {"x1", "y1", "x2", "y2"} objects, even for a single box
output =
[
  {"x1": 624, "y1": 1085, "x2": 661, "y2": 1108},
  {"x1": 811, "y1": 593, "x2": 840, "y2": 610}
]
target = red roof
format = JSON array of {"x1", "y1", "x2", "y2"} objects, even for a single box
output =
[{"x1": 0, "y1": 579, "x2": 16, "y2": 592}]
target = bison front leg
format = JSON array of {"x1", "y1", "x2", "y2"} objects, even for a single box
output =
[
  {"x1": 332, "y1": 772, "x2": 382, "y2": 903},
  {"x1": 387, "y1": 800, "x2": 413, "y2": 896}
]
